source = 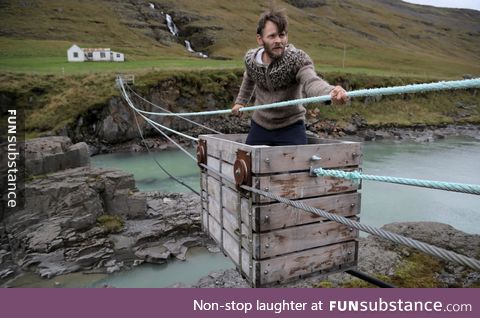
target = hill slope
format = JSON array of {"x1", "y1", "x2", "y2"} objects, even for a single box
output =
[{"x1": 0, "y1": 0, "x2": 479, "y2": 76}]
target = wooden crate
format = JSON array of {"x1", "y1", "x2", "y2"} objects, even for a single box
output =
[{"x1": 198, "y1": 134, "x2": 362, "y2": 287}]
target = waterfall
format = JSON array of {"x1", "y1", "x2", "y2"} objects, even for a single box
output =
[
  {"x1": 184, "y1": 40, "x2": 195, "y2": 53},
  {"x1": 184, "y1": 41, "x2": 208, "y2": 58},
  {"x1": 165, "y1": 14, "x2": 179, "y2": 36},
  {"x1": 148, "y1": 6, "x2": 209, "y2": 58}
]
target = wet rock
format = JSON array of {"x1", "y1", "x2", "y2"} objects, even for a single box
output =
[
  {"x1": 0, "y1": 268, "x2": 15, "y2": 279},
  {"x1": 194, "y1": 268, "x2": 249, "y2": 288},
  {"x1": 344, "y1": 124, "x2": 357, "y2": 135},
  {"x1": 134, "y1": 244, "x2": 171, "y2": 263},
  {"x1": 374, "y1": 130, "x2": 391, "y2": 140},
  {"x1": 163, "y1": 236, "x2": 201, "y2": 260},
  {"x1": 0, "y1": 249, "x2": 10, "y2": 264},
  {"x1": 362, "y1": 129, "x2": 376, "y2": 141}
]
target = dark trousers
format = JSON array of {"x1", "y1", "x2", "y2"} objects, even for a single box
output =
[{"x1": 245, "y1": 120, "x2": 307, "y2": 146}]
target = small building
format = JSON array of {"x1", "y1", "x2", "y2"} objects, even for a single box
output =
[
  {"x1": 111, "y1": 51, "x2": 124, "y2": 62},
  {"x1": 67, "y1": 44, "x2": 85, "y2": 62},
  {"x1": 67, "y1": 44, "x2": 125, "y2": 62}
]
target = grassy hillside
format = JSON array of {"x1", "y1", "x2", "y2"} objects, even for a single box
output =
[{"x1": 0, "y1": 0, "x2": 479, "y2": 77}]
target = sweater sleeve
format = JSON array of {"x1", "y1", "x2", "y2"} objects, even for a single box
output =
[
  {"x1": 235, "y1": 71, "x2": 255, "y2": 105},
  {"x1": 296, "y1": 56, "x2": 335, "y2": 97}
]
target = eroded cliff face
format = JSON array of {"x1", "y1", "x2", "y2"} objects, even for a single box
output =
[{"x1": 66, "y1": 72, "x2": 248, "y2": 154}]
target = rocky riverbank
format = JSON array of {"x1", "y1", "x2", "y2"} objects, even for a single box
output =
[
  {"x1": 0, "y1": 137, "x2": 209, "y2": 286},
  {"x1": 88, "y1": 122, "x2": 480, "y2": 154}
]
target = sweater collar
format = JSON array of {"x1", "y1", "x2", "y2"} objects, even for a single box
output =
[{"x1": 250, "y1": 44, "x2": 296, "y2": 68}]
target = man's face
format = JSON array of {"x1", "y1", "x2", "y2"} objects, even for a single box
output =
[{"x1": 257, "y1": 20, "x2": 288, "y2": 61}]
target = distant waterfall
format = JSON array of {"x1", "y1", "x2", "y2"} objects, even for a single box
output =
[
  {"x1": 148, "y1": 4, "x2": 208, "y2": 58},
  {"x1": 185, "y1": 41, "x2": 208, "y2": 58},
  {"x1": 165, "y1": 14, "x2": 179, "y2": 36}
]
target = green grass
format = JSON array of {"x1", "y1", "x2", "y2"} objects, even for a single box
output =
[
  {"x1": 0, "y1": 0, "x2": 479, "y2": 77},
  {"x1": 0, "y1": 56, "x2": 243, "y2": 74},
  {"x1": 97, "y1": 215, "x2": 124, "y2": 233},
  {"x1": 315, "y1": 251, "x2": 473, "y2": 288}
]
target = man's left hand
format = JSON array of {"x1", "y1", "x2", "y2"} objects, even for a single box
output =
[{"x1": 330, "y1": 86, "x2": 349, "y2": 104}]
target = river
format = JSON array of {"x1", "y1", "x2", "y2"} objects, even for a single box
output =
[
  {"x1": 10, "y1": 137, "x2": 480, "y2": 287},
  {"x1": 92, "y1": 137, "x2": 480, "y2": 235}
]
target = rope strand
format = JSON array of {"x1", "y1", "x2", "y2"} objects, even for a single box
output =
[
  {"x1": 125, "y1": 78, "x2": 480, "y2": 117},
  {"x1": 313, "y1": 168, "x2": 480, "y2": 195}
]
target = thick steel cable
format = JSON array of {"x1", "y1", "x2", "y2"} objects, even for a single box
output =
[
  {"x1": 128, "y1": 78, "x2": 480, "y2": 117},
  {"x1": 242, "y1": 185, "x2": 480, "y2": 272},
  {"x1": 118, "y1": 77, "x2": 199, "y2": 142},
  {"x1": 197, "y1": 163, "x2": 480, "y2": 271},
  {"x1": 313, "y1": 168, "x2": 480, "y2": 195},
  {"x1": 126, "y1": 85, "x2": 222, "y2": 134}
]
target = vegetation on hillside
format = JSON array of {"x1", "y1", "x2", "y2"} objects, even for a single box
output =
[
  {"x1": 0, "y1": 0, "x2": 479, "y2": 77},
  {"x1": 0, "y1": 1, "x2": 478, "y2": 136},
  {"x1": 1, "y1": 70, "x2": 478, "y2": 139}
]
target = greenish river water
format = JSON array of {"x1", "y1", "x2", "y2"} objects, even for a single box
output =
[
  {"x1": 10, "y1": 137, "x2": 480, "y2": 287},
  {"x1": 91, "y1": 137, "x2": 480, "y2": 235}
]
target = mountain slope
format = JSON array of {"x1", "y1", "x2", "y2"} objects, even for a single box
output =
[{"x1": 0, "y1": 0, "x2": 479, "y2": 76}]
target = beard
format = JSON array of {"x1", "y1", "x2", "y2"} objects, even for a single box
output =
[{"x1": 264, "y1": 43, "x2": 285, "y2": 60}]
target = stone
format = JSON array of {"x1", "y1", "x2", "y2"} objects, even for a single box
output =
[
  {"x1": 163, "y1": 237, "x2": 201, "y2": 260},
  {"x1": 0, "y1": 269, "x2": 15, "y2": 279},
  {"x1": 134, "y1": 244, "x2": 171, "y2": 263},
  {"x1": 25, "y1": 137, "x2": 90, "y2": 176}
]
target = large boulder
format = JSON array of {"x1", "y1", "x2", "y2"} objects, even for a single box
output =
[{"x1": 25, "y1": 136, "x2": 90, "y2": 176}]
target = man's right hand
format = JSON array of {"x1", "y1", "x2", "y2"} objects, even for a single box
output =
[{"x1": 231, "y1": 104, "x2": 245, "y2": 117}]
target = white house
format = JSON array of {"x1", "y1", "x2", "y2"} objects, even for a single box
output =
[
  {"x1": 67, "y1": 44, "x2": 85, "y2": 62},
  {"x1": 67, "y1": 44, "x2": 125, "y2": 62}
]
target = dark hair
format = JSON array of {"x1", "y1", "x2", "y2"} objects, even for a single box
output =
[{"x1": 256, "y1": 9, "x2": 288, "y2": 36}]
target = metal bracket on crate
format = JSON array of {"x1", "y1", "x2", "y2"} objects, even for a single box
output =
[
  {"x1": 196, "y1": 139, "x2": 207, "y2": 168},
  {"x1": 309, "y1": 154, "x2": 322, "y2": 177},
  {"x1": 233, "y1": 149, "x2": 252, "y2": 190}
]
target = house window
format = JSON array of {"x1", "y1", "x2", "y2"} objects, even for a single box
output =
[
  {"x1": 116, "y1": 54, "x2": 120, "y2": 58},
  {"x1": 100, "y1": 52, "x2": 106, "y2": 58},
  {"x1": 73, "y1": 52, "x2": 78, "y2": 58},
  {"x1": 87, "y1": 53, "x2": 92, "y2": 58}
]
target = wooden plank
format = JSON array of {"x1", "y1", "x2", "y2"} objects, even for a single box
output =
[
  {"x1": 257, "y1": 220, "x2": 358, "y2": 259},
  {"x1": 257, "y1": 142, "x2": 362, "y2": 174},
  {"x1": 206, "y1": 156, "x2": 236, "y2": 182},
  {"x1": 201, "y1": 135, "x2": 266, "y2": 171},
  {"x1": 206, "y1": 176, "x2": 250, "y2": 218},
  {"x1": 205, "y1": 134, "x2": 247, "y2": 143},
  {"x1": 206, "y1": 168, "x2": 360, "y2": 230},
  {"x1": 255, "y1": 171, "x2": 358, "y2": 203},
  {"x1": 258, "y1": 240, "x2": 357, "y2": 285},
  {"x1": 207, "y1": 189, "x2": 358, "y2": 260},
  {"x1": 204, "y1": 207, "x2": 359, "y2": 287},
  {"x1": 256, "y1": 192, "x2": 361, "y2": 232},
  {"x1": 205, "y1": 210, "x2": 254, "y2": 282},
  {"x1": 200, "y1": 134, "x2": 362, "y2": 174}
]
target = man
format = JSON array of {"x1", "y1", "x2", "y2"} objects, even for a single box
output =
[{"x1": 232, "y1": 9, "x2": 348, "y2": 146}]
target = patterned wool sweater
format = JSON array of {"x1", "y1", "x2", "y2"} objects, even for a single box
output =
[{"x1": 235, "y1": 44, "x2": 334, "y2": 130}]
